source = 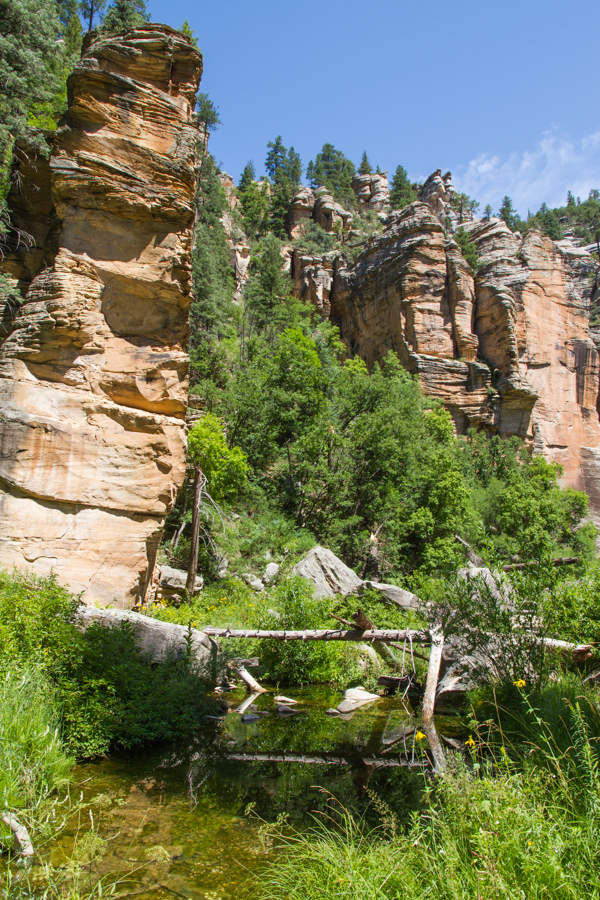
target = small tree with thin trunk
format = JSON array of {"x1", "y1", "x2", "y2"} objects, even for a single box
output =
[{"x1": 185, "y1": 413, "x2": 248, "y2": 594}]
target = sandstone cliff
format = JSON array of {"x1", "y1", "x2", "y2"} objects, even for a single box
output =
[
  {"x1": 0, "y1": 25, "x2": 202, "y2": 607},
  {"x1": 295, "y1": 179, "x2": 600, "y2": 519}
]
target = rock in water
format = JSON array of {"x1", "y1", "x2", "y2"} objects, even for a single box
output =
[{"x1": 0, "y1": 27, "x2": 202, "y2": 607}]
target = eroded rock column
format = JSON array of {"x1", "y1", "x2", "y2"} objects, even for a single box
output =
[{"x1": 0, "y1": 26, "x2": 202, "y2": 607}]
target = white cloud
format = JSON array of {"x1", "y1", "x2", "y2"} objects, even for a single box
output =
[{"x1": 453, "y1": 128, "x2": 600, "y2": 216}]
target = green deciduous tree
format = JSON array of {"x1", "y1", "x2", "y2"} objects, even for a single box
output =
[
  {"x1": 389, "y1": 164, "x2": 416, "y2": 210},
  {"x1": 0, "y1": 0, "x2": 61, "y2": 161},
  {"x1": 187, "y1": 413, "x2": 248, "y2": 505},
  {"x1": 186, "y1": 412, "x2": 248, "y2": 591}
]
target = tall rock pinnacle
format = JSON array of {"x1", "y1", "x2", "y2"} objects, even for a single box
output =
[{"x1": 0, "y1": 25, "x2": 202, "y2": 607}]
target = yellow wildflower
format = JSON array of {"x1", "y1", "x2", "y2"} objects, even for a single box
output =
[
  {"x1": 415, "y1": 730, "x2": 426, "y2": 742},
  {"x1": 513, "y1": 678, "x2": 526, "y2": 688},
  {"x1": 465, "y1": 735, "x2": 476, "y2": 749}
]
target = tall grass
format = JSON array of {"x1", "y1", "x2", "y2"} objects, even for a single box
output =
[
  {"x1": 258, "y1": 693, "x2": 600, "y2": 900},
  {"x1": 0, "y1": 668, "x2": 72, "y2": 814}
]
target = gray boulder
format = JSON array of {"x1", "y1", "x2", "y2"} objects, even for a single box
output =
[
  {"x1": 77, "y1": 606, "x2": 216, "y2": 671},
  {"x1": 159, "y1": 565, "x2": 203, "y2": 598},
  {"x1": 242, "y1": 573, "x2": 265, "y2": 592},
  {"x1": 263, "y1": 562, "x2": 280, "y2": 584},
  {"x1": 292, "y1": 546, "x2": 363, "y2": 598},
  {"x1": 361, "y1": 581, "x2": 421, "y2": 610}
]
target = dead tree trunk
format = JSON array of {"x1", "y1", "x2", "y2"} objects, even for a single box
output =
[
  {"x1": 186, "y1": 465, "x2": 203, "y2": 595},
  {"x1": 202, "y1": 627, "x2": 432, "y2": 644}
]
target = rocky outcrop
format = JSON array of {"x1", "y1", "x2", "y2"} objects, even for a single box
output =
[
  {"x1": 328, "y1": 178, "x2": 600, "y2": 516},
  {"x1": 352, "y1": 172, "x2": 389, "y2": 212},
  {"x1": 0, "y1": 26, "x2": 202, "y2": 607},
  {"x1": 292, "y1": 249, "x2": 337, "y2": 317},
  {"x1": 285, "y1": 186, "x2": 353, "y2": 239},
  {"x1": 332, "y1": 202, "x2": 496, "y2": 430},
  {"x1": 286, "y1": 186, "x2": 315, "y2": 240},
  {"x1": 467, "y1": 217, "x2": 600, "y2": 504},
  {"x1": 313, "y1": 189, "x2": 353, "y2": 233}
]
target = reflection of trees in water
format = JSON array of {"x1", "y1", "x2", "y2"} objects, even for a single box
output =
[{"x1": 177, "y1": 700, "x2": 430, "y2": 828}]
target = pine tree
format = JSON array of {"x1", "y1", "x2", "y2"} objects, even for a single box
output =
[
  {"x1": 389, "y1": 164, "x2": 416, "y2": 209},
  {"x1": 180, "y1": 19, "x2": 199, "y2": 47},
  {"x1": 359, "y1": 151, "x2": 372, "y2": 175},
  {"x1": 264, "y1": 137, "x2": 303, "y2": 238},
  {"x1": 238, "y1": 161, "x2": 255, "y2": 193},
  {"x1": 78, "y1": 0, "x2": 107, "y2": 30},
  {"x1": 305, "y1": 143, "x2": 355, "y2": 205},
  {"x1": 265, "y1": 136, "x2": 288, "y2": 181},
  {"x1": 498, "y1": 196, "x2": 520, "y2": 232},
  {"x1": 101, "y1": 0, "x2": 148, "y2": 33}
]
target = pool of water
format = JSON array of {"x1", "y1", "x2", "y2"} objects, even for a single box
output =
[{"x1": 43, "y1": 686, "x2": 464, "y2": 900}]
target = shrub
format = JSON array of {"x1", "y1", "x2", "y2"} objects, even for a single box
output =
[
  {"x1": 256, "y1": 577, "x2": 351, "y2": 684},
  {"x1": 0, "y1": 569, "x2": 214, "y2": 757}
]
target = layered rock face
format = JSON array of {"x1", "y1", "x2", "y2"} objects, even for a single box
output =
[
  {"x1": 352, "y1": 172, "x2": 389, "y2": 212},
  {"x1": 331, "y1": 202, "x2": 496, "y2": 430},
  {"x1": 467, "y1": 218, "x2": 600, "y2": 506},
  {"x1": 327, "y1": 193, "x2": 600, "y2": 515},
  {"x1": 0, "y1": 26, "x2": 202, "y2": 607}
]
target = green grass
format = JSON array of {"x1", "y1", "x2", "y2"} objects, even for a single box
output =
[
  {"x1": 257, "y1": 677, "x2": 600, "y2": 900},
  {"x1": 0, "y1": 667, "x2": 72, "y2": 814}
]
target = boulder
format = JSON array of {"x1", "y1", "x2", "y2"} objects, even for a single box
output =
[
  {"x1": 159, "y1": 565, "x2": 203, "y2": 599},
  {"x1": 77, "y1": 605, "x2": 216, "y2": 670},
  {"x1": 263, "y1": 562, "x2": 280, "y2": 584},
  {"x1": 361, "y1": 581, "x2": 421, "y2": 610},
  {"x1": 292, "y1": 546, "x2": 362, "y2": 598},
  {"x1": 242, "y1": 573, "x2": 265, "y2": 592}
]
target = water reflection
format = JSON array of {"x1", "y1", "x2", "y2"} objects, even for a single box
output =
[{"x1": 47, "y1": 685, "x2": 463, "y2": 900}]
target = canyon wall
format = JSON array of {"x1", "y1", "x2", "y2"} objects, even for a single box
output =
[
  {"x1": 307, "y1": 190, "x2": 600, "y2": 518},
  {"x1": 0, "y1": 25, "x2": 202, "y2": 607}
]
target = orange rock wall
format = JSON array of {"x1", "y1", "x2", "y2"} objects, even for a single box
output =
[{"x1": 0, "y1": 26, "x2": 202, "y2": 607}]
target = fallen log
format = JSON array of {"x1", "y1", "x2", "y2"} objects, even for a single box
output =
[
  {"x1": 202, "y1": 627, "x2": 431, "y2": 644},
  {"x1": 502, "y1": 557, "x2": 579, "y2": 571},
  {"x1": 1, "y1": 812, "x2": 34, "y2": 858},
  {"x1": 235, "y1": 665, "x2": 266, "y2": 694},
  {"x1": 225, "y1": 752, "x2": 428, "y2": 768},
  {"x1": 422, "y1": 626, "x2": 444, "y2": 723}
]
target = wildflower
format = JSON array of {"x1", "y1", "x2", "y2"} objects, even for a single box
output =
[
  {"x1": 415, "y1": 730, "x2": 426, "y2": 742},
  {"x1": 513, "y1": 678, "x2": 526, "y2": 688},
  {"x1": 465, "y1": 735, "x2": 476, "y2": 749}
]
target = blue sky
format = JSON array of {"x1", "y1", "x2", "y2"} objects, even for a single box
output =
[{"x1": 145, "y1": 0, "x2": 599, "y2": 216}]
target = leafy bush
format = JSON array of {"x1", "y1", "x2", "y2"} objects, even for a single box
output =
[
  {"x1": 0, "y1": 569, "x2": 214, "y2": 757},
  {"x1": 256, "y1": 577, "x2": 351, "y2": 684}
]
